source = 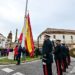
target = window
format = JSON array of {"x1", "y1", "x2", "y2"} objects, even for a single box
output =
[
  {"x1": 71, "y1": 36, "x2": 73, "y2": 39},
  {"x1": 53, "y1": 35, "x2": 56, "y2": 39},
  {"x1": 63, "y1": 35, "x2": 65, "y2": 39}
]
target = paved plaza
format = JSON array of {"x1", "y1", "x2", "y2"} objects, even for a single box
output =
[{"x1": 0, "y1": 58, "x2": 75, "y2": 75}]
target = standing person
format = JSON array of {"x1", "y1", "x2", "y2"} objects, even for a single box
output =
[
  {"x1": 61, "y1": 43, "x2": 68, "y2": 72},
  {"x1": 16, "y1": 43, "x2": 22, "y2": 65},
  {"x1": 14, "y1": 45, "x2": 18, "y2": 61},
  {"x1": 7, "y1": 48, "x2": 10, "y2": 56},
  {"x1": 65, "y1": 45, "x2": 71, "y2": 66},
  {"x1": 54, "y1": 40, "x2": 63, "y2": 75},
  {"x1": 22, "y1": 47, "x2": 26, "y2": 62},
  {"x1": 42, "y1": 34, "x2": 53, "y2": 75}
]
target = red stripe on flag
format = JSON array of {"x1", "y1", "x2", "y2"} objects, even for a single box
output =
[
  {"x1": 18, "y1": 33, "x2": 23, "y2": 44},
  {"x1": 27, "y1": 14, "x2": 34, "y2": 57}
]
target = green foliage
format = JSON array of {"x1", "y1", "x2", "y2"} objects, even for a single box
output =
[
  {"x1": 0, "y1": 56, "x2": 40, "y2": 65},
  {"x1": 70, "y1": 48, "x2": 75, "y2": 57},
  {"x1": 35, "y1": 48, "x2": 41, "y2": 57},
  {"x1": 0, "y1": 48, "x2": 4, "y2": 51}
]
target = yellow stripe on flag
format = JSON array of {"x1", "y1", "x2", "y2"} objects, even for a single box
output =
[{"x1": 25, "y1": 17, "x2": 32, "y2": 53}]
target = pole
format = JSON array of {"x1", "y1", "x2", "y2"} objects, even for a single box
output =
[
  {"x1": 25, "y1": 0, "x2": 28, "y2": 17},
  {"x1": 38, "y1": 37, "x2": 39, "y2": 51},
  {"x1": 15, "y1": 29, "x2": 18, "y2": 42},
  {"x1": 23, "y1": 0, "x2": 28, "y2": 57},
  {"x1": 23, "y1": 0, "x2": 28, "y2": 34}
]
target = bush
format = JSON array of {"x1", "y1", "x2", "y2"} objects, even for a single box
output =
[
  {"x1": 70, "y1": 48, "x2": 75, "y2": 58},
  {"x1": 35, "y1": 48, "x2": 42, "y2": 57}
]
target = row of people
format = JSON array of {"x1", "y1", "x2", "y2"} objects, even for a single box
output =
[
  {"x1": 0, "y1": 48, "x2": 13, "y2": 56},
  {"x1": 42, "y1": 34, "x2": 71, "y2": 75}
]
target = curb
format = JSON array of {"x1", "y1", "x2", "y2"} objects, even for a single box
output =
[{"x1": 0, "y1": 60, "x2": 41, "y2": 67}]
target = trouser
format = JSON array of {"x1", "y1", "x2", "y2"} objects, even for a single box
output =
[
  {"x1": 55, "y1": 59, "x2": 63, "y2": 75},
  {"x1": 16, "y1": 55, "x2": 21, "y2": 65},
  {"x1": 66, "y1": 56, "x2": 70, "y2": 67},
  {"x1": 61, "y1": 57, "x2": 67, "y2": 72},
  {"x1": 43, "y1": 62, "x2": 52, "y2": 75},
  {"x1": 67, "y1": 55, "x2": 71, "y2": 65}
]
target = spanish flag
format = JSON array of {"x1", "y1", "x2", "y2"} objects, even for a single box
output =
[{"x1": 19, "y1": 13, "x2": 34, "y2": 57}]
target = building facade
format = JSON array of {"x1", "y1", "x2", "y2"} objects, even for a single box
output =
[
  {"x1": 37, "y1": 28, "x2": 75, "y2": 48},
  {"x1": 0, "y1": 33, "x2": 7, "y2": 48}
]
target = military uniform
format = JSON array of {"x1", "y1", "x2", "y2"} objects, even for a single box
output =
[
  {"x1": 42, "y1": 35, "x2": 53, "y2": 75},
  {"x1": 65, "y1": 46, "x2": 71, "y2": 66},
  {"x1": 54, "y1": 40, "x2": 63, "y2": 75},
  {"x1": 16, "y1": 45, "x2": 22, "y2": 65},
  {"x1": 61, "y1": 44, "x2": 68, "y2": 72}
]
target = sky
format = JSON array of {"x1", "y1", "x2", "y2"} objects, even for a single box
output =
[{"x1": 0, "y1": 0, "x2": 75, "y2": 41}]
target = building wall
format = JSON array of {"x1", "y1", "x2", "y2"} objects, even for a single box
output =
[
  {"x1": 0, "y1": 35, "x2": 7, "y2": 48},
  {"x1": 39, "y1": 33, "x2": 75, "y2": 44}
]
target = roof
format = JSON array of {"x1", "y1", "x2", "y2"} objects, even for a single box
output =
[
  {"x1": 45, "y1": 28, "x2": 75, "y2": 33},
  {"x1": 0, "y1": 33, "x2": 6, "y2": 39},
  {"x1": 38, "y1": 28, "x2": 75, "y2": 38}
]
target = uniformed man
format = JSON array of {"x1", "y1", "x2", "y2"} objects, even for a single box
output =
[
  {"x1": 42, "y1": 34, "x2": 53, "y2": 75},
  {"x1": 16, "y1": 43, "x2": 22, "y2": 65},
  {"x1": 61, "y1": 43, "x2": 68, "y2": 72},
  {"x1": 65, "y1": 45, "x2": 71, "y2": 66},
  {"x1": 54, "y1": 40, "x2": 63, "y2": 75}
]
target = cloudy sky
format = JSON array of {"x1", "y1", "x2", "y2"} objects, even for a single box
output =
[{"x1": 0, "y1": 0, "x2": 75, "y2": 41}]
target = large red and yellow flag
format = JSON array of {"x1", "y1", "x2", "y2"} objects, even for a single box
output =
[
  {"x1": 25, "y1": 14, "x2": 34, "y2": 57},
  {"x1": 19, "y1": 13, "x2": 34, "y2": 57}
]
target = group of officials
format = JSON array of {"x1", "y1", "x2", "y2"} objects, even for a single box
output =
[{"x1": 42, "y1": 34, "x2": 71, "y2": 75}]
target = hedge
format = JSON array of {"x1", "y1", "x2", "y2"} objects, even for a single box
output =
[{"x1": 70, "y1": 48, "x2": 75, "y2": 58}]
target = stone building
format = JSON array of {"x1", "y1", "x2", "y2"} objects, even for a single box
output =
[
  {"x1": 0, "y1": 33, "x2": 7, "y2": 48},
  {"x1": 37, "y1": 28, "x2": 75, "y2": 48},
  {"x1": 6, "y1": 30, "x2": 18, "y2": 49}
]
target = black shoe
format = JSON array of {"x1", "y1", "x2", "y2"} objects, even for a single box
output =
[
  {"x1": 63, "y1": 69, "x2": 66, "y2": 72},
  {"x1": 16, "y1": 63, "x2": 20, "y2": 65}
]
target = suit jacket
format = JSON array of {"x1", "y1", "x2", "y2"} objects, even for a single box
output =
[
  {"x1": 18, "y1": 45, "x2": 22, "y2": 56},
  {"x1": 61, "y1": 45, "x2": 67, "y2": 58},
  {"x1": 54, "y1": 45, "x2": 62, "y2": 60},
  {"x1": 42, "y1": 39, "x2": 53, "y2": 63}
]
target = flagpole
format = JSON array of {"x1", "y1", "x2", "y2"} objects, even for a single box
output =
[
  {"x1": 19, "y1": 0, "x2": 28, "y2": 45},
  {"x1": 24, "y1": 0, "x2": 28, "y2": 20},
  {"x1": 24, "y1": 0, "x2": 28, "y2": 32},
  {"x1": 23, "y1": 0, "x2": 28, "y2": 37}
]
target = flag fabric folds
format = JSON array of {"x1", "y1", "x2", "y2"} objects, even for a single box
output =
[{"x1": 19, "y1": 13, "x2": 34, "y2": 57}]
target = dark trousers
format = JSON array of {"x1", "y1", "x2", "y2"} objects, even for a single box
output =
[
  {"x1": 16, "y1": 55, "x2": 21, "y2": 65},
  {"x1": 67, "y1": 56, "x2": 71, "y2": 65},
  {"x1": 43, "y1": 62, "x2": 52, "y2": 75},
  {"x1": 61, "y1": 58, "x2": 67, "y2": 72},
  {"x1": 55, "y1": 59, "x2": 63, "y2": 75},
  {"x1": 66, "y1": 56, "x2": 70, "y2": 68}
]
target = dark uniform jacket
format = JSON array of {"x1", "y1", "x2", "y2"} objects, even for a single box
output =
[
  {"x1": 61, "y1": 45, "x2": 67, "y2": 58},
  {"x1": 54, "y1": 45, "x2": 62, "y2": 60},
  {"x1": 18, "y1": 45, "x2": 22, "y2": 57},
  {"x1": 65, "y1": 47, "x2": 70, "y2": 57},
  {"x1": 42, "y1": 39, "x2": 53, "y2": 63}
]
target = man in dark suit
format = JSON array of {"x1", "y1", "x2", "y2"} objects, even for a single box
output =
[
  {"x1": 16, "y1": 43, "x2": 22, "y2": 65},
  {"x1": 54, "y1": 40, "x2": 63, "y2": 75},
  {"x1": 42, "y1": 34, "x2": 53, "y2": 75},
  {"x1": 65, "y1": 45, "x2": 71, "y2": 66},
  {"x1": 61, "y1": 43, "x2": 68, "y2": 72}
]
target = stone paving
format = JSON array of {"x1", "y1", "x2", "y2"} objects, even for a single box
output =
[{"x1": 0, "y1": 58, "x2": 75, "y2": 75}]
